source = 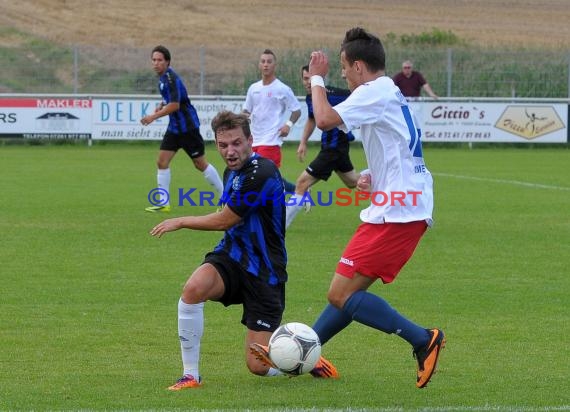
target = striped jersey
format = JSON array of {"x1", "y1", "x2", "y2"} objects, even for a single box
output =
[
  {"x1": 306, "y1": 86, "x2": 355, "y2": 149},
  {"x1": 158, "y1": 67, "x2": 200, "y2": 134},
  {"x1": 215, "y1": 153, "x2": 287, "y2": 285}
]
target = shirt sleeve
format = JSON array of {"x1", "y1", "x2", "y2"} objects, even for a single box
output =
[
  {"x1": 284, "y1": 86, "x2": 301, "y2": 111},
  {"x1": 392, "y1": 73, "x2": 400, "y2": 85},
  {"x1": 333, "y1": 83, "x2": 384, "y2": 132},
  {"x1": 306, "y1": 95, "x2": 314, "y2": 119},
  {"x1": 243, "y1": 85, "x2": 253, "y2": 112},
  {"x1": 165, "y1": 71, "x2": 180, "y2": 104},
  {"x1": 415, "y1": 72, "x2": 427, "y2": 86}
]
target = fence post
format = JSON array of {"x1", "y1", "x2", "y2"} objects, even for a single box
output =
[
  {"x1": 200, "y1": 46, "x2": 205, "y2": 95},
  {"x1": 446, "y1": 48, "x2": 452, "y2": 97},
  {"x1": 73, "y1": 46, "x2": 79, "y2": 94}
]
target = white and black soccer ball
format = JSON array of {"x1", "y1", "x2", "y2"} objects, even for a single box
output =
[{"x1": 268, "y1": 322, "x2": 321, "y2": 375}]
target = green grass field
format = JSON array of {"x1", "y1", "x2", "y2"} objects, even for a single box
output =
[{"x1": 1, "y1": 143, "x2": 569, "y2": 411}]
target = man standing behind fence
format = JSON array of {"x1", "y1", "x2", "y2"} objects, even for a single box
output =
[
  {"x1": 141, "y1": 45, "x2": 223, "y2": 212},
  {"x1": 392, "y1": 60, "x2": 438, "y2": 99}
]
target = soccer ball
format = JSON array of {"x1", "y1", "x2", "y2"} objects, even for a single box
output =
[{"x1": 268, "y1": 322, "x2": 321, "y2": 375}]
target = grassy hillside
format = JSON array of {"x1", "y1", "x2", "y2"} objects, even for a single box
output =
[
  {"x1": 1, "y1": 0, "x2": 569, "y2": 49},
  {"x1": 1, "y1": 1, "x2": 569, "y2": 96}
]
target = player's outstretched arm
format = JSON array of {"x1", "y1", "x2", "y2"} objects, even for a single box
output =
[
  {"x1": 141, "y1": 102, "x2": 180, "y2": 125},
  {"x1": 150, "y1": 207, "x2": 242, "y2": 238},
  {"x1": 297, "y1": 117, "x2": 316, "y2": 161}
]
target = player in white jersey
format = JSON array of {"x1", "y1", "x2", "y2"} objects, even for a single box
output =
[
  {"x1": 307, "y1": 27, "x2": 445, "y2": 389},
  {"x1": 244, "y1": 78, "x2": 300, "y2": 148},
  {"x1": 243, "y1": 49, "x2": 301, "y2": 192},
  {"x1": 335, "y1": 76, "x2": 433, "y2": 226}
]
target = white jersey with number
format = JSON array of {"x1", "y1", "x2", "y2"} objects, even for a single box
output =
[
  {"x1": 333, "y1": 76, "x2": 434, "y2": 225},
  {"x1": 243, "y1": 78, "x2": 301, "y2": 147}
]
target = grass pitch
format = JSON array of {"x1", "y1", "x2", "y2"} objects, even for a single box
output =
[{"x1": 0, "y1": 143, "x2": 569, "y2": 411}]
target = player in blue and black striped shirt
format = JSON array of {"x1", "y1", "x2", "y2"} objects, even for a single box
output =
[
  {"x1": 151, "y1": 111, "x2": 338, "y2": 390},
  {"x1": 142, "y1": 45, "x2": 223, "y2": 212}
]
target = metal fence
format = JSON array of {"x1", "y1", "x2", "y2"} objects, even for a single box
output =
[{"x1": 2, "y1": 44, "x2": 569, "y2": 98}]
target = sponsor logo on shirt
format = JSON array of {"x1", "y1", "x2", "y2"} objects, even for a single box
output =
[{"x1": 339, "y1": 257, "x2": 354, "y2": 267}]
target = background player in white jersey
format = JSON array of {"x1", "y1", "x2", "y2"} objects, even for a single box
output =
[
  {"x1": 307, "y1": 27, "x2": 445, "y2": 389},
  {"x1": 243, "y1": 49, "x2": 301, "y2": 193}
]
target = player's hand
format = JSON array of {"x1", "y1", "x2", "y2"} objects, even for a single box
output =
[
  {"x1": 150, "y1": 218, "x2": 182, "y2": 238},
  {"x1": 309, "y1": 50, "x2": 329, "y2": 78},
  {"x1": 356, "y1": 173, "x2": 371, "y2": 192},
  {"x1": 141, "y1": 115, "x2": 154, "y2": 126},
  {"x1": 297, "y1": 142, "x2": 307, "y2": 161},
  {"x1": 278, "y1": 125, "x2": 290, "y2": 137}
]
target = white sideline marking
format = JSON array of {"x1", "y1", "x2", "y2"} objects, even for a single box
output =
[
  {"x1": 407, "y1": 407, "x2": 570, "y2": 411},
  {"x1": 434, "y1": 173, "x2": 570, "y2": 192},
  {"x1": 248, "y1": 406, "x2": 570, "y2": 412}
]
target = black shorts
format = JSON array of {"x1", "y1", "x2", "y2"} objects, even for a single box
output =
[
  {"x1": 160, "y1": 129, "x2": 205, "y2": 159},
  {"x1": 203, "y1": 252, "x2": 285, "y2": 333},
  {"x1": 306, "y1": 147, "x2": 354, "y2": 181}
]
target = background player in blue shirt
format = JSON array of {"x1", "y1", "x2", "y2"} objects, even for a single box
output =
[
  {"x1": 285, "y1": 65, "x2": 360, "y2": 228},
  {"x1": 151, "y1": 111, "x2": 337, "y2": 390},
  {"x1": 141, "y1": 45, "x2": 223, "y2": 212}
]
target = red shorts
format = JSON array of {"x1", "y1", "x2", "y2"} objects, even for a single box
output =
[
  {"x1": 336, "y1": 221, "x2": 428, "y2": 284},
  {"x1": 253, "y1": 145, "x2": 282, "y2": 168}
]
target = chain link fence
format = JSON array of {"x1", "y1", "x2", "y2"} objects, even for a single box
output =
[{"x1": 2, "y1": 44, "x2": 569, "y2": 98}]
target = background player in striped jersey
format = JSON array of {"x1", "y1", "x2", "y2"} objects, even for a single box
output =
[
  {"x1": 142, "y1": 45, "x2": 223, "y2": 212},
  {"x1": 285, "y1": 65, "x2": 360, "y2": 228}
]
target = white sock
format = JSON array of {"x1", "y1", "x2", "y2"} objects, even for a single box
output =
[
  {"x1": 265, "y1": 367, "x2": 283, "y2": 377},
  {"x1": 202, "y1": 164, "x2": 224, "y2": 196},
  {"x1": 157, "y1": 168, "x2": 171, "y2": 206},
  {"x1": 285, "y1": 194, "x2": 303, "y2": 229},
  {"x1": 178, "y1": 298, "x2": 204, "y2": 378}
]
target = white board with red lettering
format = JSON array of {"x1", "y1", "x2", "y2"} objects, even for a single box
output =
[{"x1": 0, "y1": 98, "x2": 92, "y2": 138}]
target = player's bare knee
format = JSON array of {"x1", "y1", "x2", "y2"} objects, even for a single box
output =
[
  {"x1": 295, "y1": 172, "x2": 315, "y2": 193},
  {"x1": 193, "y1": 157, "x2": 208, "y2": 172},
  {"x1": 297, "y1": 183, "x2": 311, "y2": 194},
  {"x1": 295, "y1": 177, "x2": 309, "y2": 192},
  {"x1": 246, "y1": 360, "x2": 268, "y2": 376},
  {"x1": 181, "y1": 284, "x2": 207, "y2": 304},
  {"x1": 326, "y1": 290, "x2": 346, "y2": 309}
]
